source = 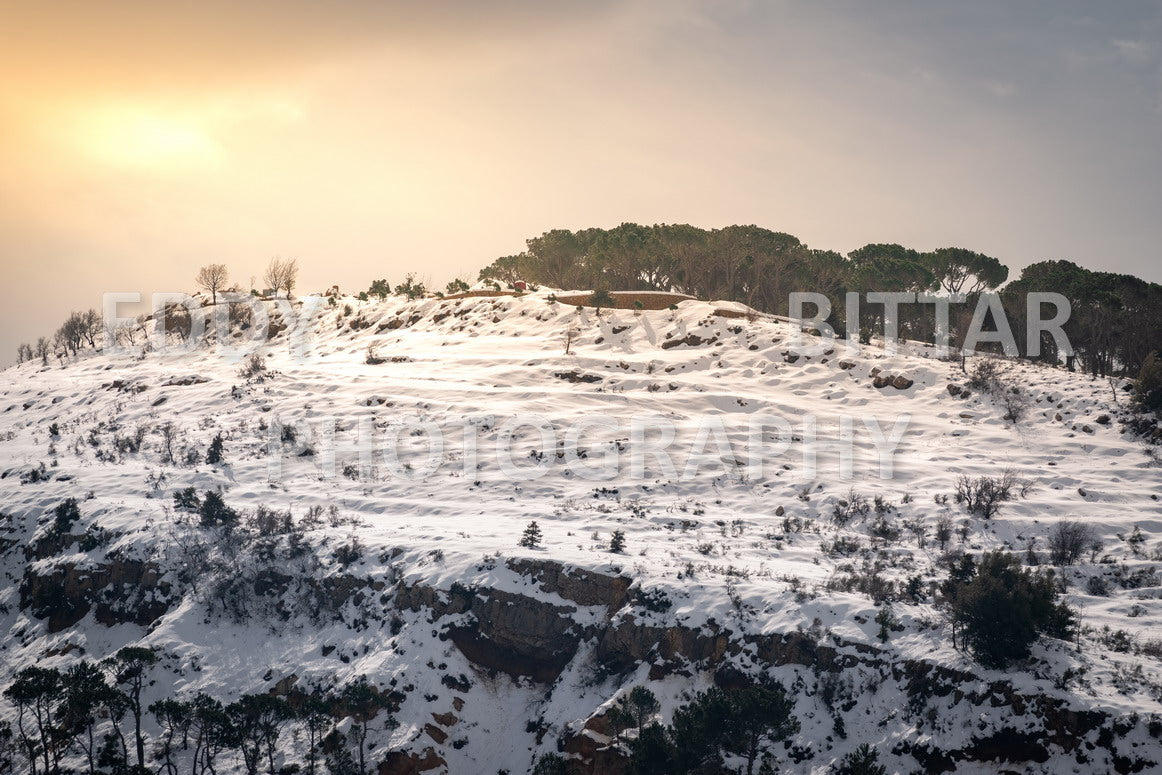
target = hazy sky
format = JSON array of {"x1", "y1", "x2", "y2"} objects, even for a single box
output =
[{"x1": 3, "y1": 1, "x2": 1161, "y2": 363}]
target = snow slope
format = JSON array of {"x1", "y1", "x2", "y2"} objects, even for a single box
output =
[{"x1": 0, "y1": 290, "x2": 1159, "y2": 773}]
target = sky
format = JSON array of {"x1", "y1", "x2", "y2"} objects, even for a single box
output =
[{"x1": 2, "y1": 1, "x2": 1161, "y2": 363}]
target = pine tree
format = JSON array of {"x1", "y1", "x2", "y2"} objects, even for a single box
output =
[
  {"x1": 832, "y1": 743, "x2": 887, "y2": 775},
  {"x1": 610, "y1": 529, "x2": 626, "y2": 553},
  {"x1": 207, "y1": 434, "x2": 224, "y2": 465},
  {"x1": 520, "y1": 521, "x2": 543, "y2": 549}
]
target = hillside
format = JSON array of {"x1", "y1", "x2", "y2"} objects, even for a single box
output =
[{"x1": 1, "y1": 289, "x2": 1160, "y2": 774}]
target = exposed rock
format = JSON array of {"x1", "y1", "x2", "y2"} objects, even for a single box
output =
[
  {"x1": 505, "y1": 558, "x2": 630, "y2": 610},
  {"x1": 377, "y1": 747, "x2": 446, "y2": 775},
  {"x1": 554, "y1": 370, "x2": 602, "y2": 384},
  {"x1": 661, "y1": 333, "x2": 716, "y2": 349},
  {"x1": 873, "y1": 373, "x2": 913, "y2": 389},
  {"x1": 162, "y1": 375, "x2": 209, "y2": 386}
]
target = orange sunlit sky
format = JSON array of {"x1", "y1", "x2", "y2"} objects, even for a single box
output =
[{"x1": 2, "y1": 2, "x2": 1161, "y2": 363}]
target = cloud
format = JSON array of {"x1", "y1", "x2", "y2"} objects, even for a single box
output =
[{"x1": 1112, "y1": 38, "x2": 1151, "y2": 65}]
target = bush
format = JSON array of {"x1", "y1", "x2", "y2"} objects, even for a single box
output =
[
  {"x1": 1047, "y1": 520, "x2": 1097, "y2": 566},
  {"x1": 953, "y1": 471, "x2": 1015, "y2": 519},
  {"x1": 831, "y1": 489, "x2": 870, "y2": 526},
  {"x1": 239, "y1": 353, "x2": 267, "y2": 379},
  {"x1": 944, "y1": 551, "x2": 1074, "y2": 668},
  {"x1": 966, "y1": 358, "x2": 1005, "y2": 392},
  {"x1": 1086, "y1": 575, "x2": 1110, "y2": 596}
]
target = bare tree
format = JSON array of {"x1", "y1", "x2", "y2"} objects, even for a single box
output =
[
  {"x1": 80, "y1": 309, "x2": 102, "y2": 348},
  {"x1": 264, "y1": 257, "x2": 299, "y2": 299},
  {"x1": 563, "y1": 326, "x2": 580, "y2": 355},
  {"x1": 1048, "y1": 520, "x2": 1098, "y2": 566},
  {"x1": 57, "y1": 312, "x2": 89, "y2": 356},
  {"x1": 36, "y1": 336, "x2": 50, "y2": 365},
  {"x1": 196, "y1": 264, "x2": 229, "y2": 304}
]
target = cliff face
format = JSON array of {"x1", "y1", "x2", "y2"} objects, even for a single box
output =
[{"x1": 12, "y1": 541, "x2": 1157, "y2": 774}]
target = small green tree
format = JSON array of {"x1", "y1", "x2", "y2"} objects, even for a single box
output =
[
  {"x1": 832, "y1": 743, "x2": 886, "y2": 775},
  {"x1": 722, "y1": 686, "x2": 799, "y2": 775},
  {"x1": 368, "y1": 279, "x2": 390, "y2": 299},
  {"x1": 206, "y1": 433, "x2": 224, "y2": 465},
  {"x1": 52, "y1": 498, "x2": 81, "y2": 534},
  {"x1": 228, "y1": 693, "x2": 293, "y2": 775},
  {"x1": 199, "y1": 491, "x2": 238, "y2": 527},
  {"x1": 610, "y1": 529, "x2": 627, "y2": 553},
  {"x1": 590, "y1": 289, "x2": 616, "y2": 312},
  {"x1": 394, "y1": 273, "x2": 427, "y2": 300},
  {"x1": 626, "y1": 686, "x2": 660, "y2": 733},
  {"x1": 945, "y1": 551, "x2": 1074, "y2": 668},
  {"x1": 520, "y1": 521, "x2": 543, "y2": 549},
  {"x1": 532, "y1": 752, "x2": 574, "y2": 775},
  {"x1": 445, "y1": 278, "x2": 470, "y2": 295}
]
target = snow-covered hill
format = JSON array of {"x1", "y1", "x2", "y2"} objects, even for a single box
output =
[{"x1": 1, "y1": 290, "x2": 1159, "y2": 774}]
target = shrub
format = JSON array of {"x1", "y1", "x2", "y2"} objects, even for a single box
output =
[
  {"x1": 1086, "y1": 575, "x2": 1110, "y2": 596},
  {"x1": 966, "y1": 358, "x2": 1004, "y2": 392},
  {"x1": 953, "y1": 471, "x2": 1015, "y2": 519},
  {"x1": 334, "y1": 537, "x2": 364, "y2": 567},
  {"x1": 1047, "y1": 520, "x2": 1097, "y2": 566},
  {"x1": 944, "y1": 551, "x2": 1074, "y2": 668},
  {"x1": 239, "y1": 352, "x2": 267, "y2": 379},
  {"x1": 831, "y1": 489, "x2": 870, "y2": 526}
]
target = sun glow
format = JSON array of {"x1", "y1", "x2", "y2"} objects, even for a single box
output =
[{"x1": 78, "y1": 105, "x2": 221, "y2": 169}]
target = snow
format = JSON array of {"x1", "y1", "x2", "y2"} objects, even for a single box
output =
[{"x1": 0, "y1": 290, "x2": 1159, "y2": 773}]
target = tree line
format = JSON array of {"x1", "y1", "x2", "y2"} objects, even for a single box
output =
[
  {"x1": 0, "y1": 648, "x2": 395, "y2": 775},
  {"x1": 477, "y1": 223, "x2": 1162, "y2": 379}
]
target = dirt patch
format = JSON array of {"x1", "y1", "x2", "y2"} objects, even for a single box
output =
[{"x1": 555, "y1": 291, "x2": 697, "y2": 310}]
